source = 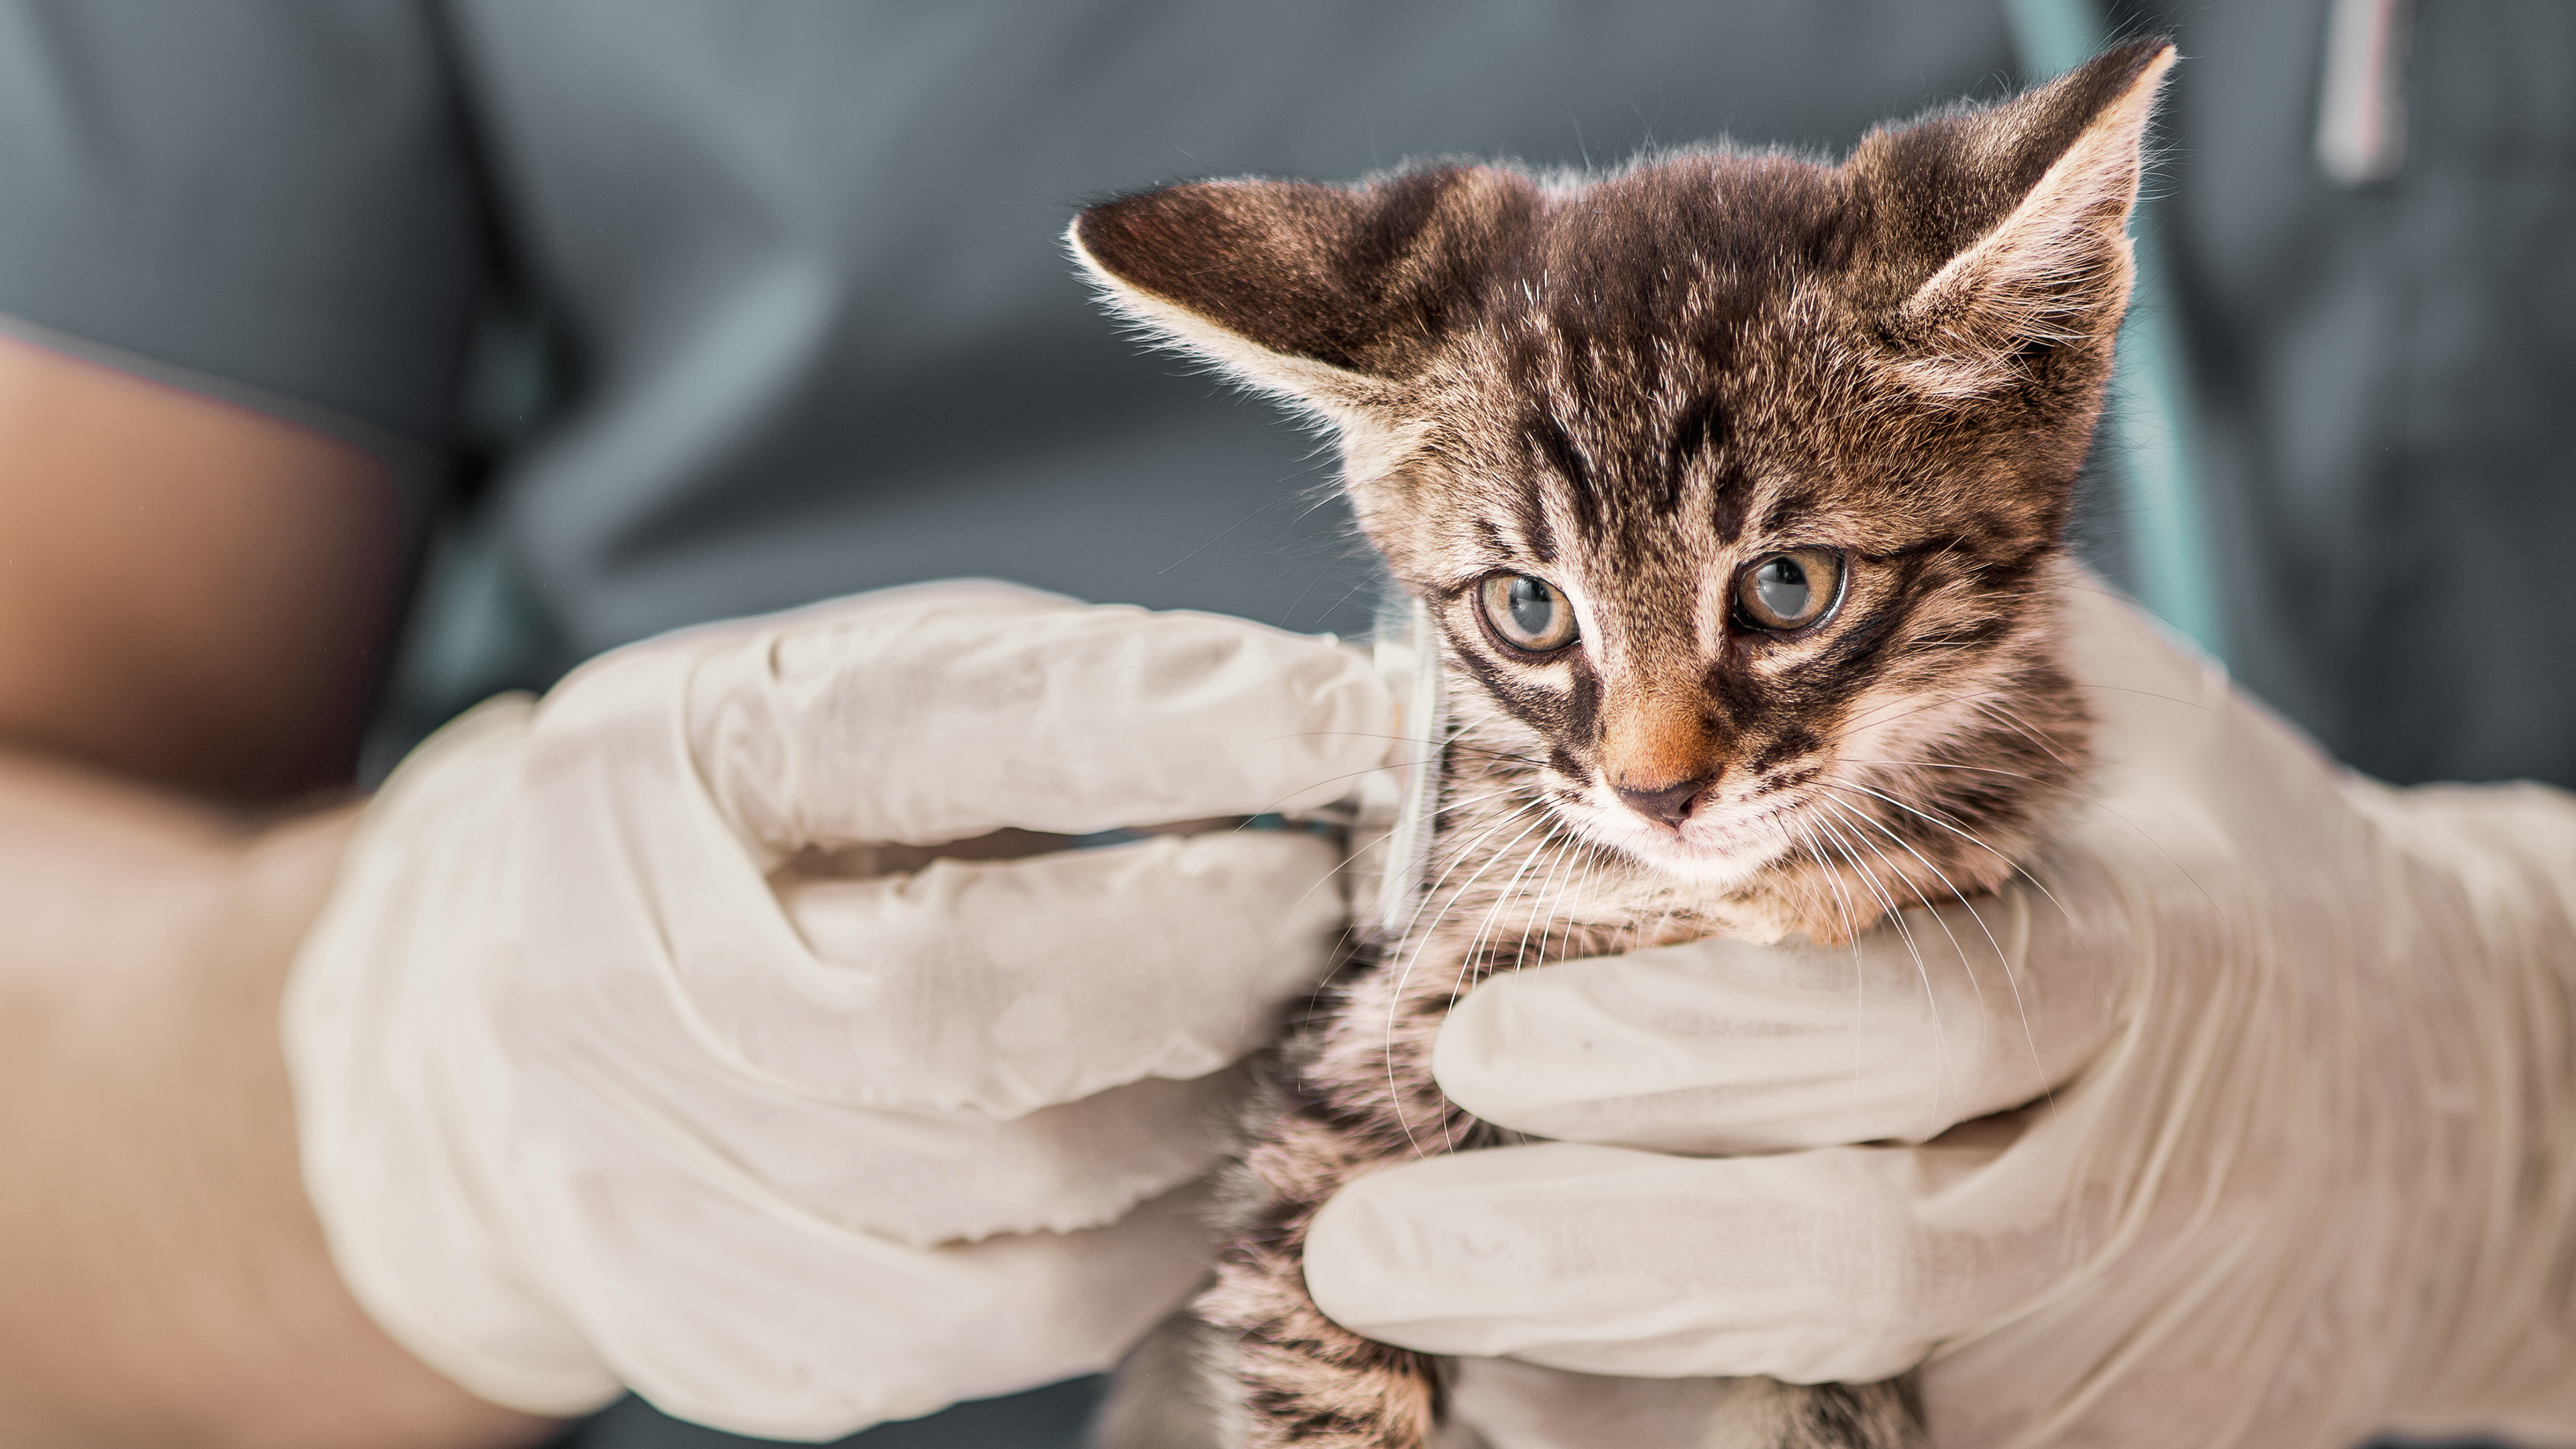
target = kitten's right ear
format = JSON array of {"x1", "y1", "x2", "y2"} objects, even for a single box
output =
[
  {"x1": 1071, "y1": 166, "x2": 1534, "y2": 415},
  {"x1": 1854, "y1": 38, "x2": 2177, "y2": 402}
]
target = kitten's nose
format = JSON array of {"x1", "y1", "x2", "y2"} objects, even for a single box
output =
[{"x1": 1612, "y1": 774, "x2": 1712, "y2": 828}]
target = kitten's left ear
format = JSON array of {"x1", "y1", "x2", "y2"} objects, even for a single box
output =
[
  {"x1": 1856, "y1": 38, "x2": 2178, "y2": 400},
  {"x1": 1070, "y1": 166, "x2": 1535, "y2": 415}
]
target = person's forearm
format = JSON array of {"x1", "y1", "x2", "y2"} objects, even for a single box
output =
[
  {"x1": 0, "y1": 747, "x2": 553, "y2": 1448},
  {"x1": 0, "y1": 335, "x2": 405, "y2": 805}
]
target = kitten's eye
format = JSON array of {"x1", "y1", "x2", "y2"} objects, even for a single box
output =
[
  {"x1": 1477, "y1": 573, "x2": 1579, "y2": 653},
  {"x1": 1736, "y1": 549, "x2": 1844, "y2": 631}
]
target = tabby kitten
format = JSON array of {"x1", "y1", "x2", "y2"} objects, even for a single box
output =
[{"x1": 1073, "y1": 40, "x2": 2172, "y2": 1449}]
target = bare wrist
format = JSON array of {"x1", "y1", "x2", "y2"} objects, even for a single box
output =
[{"x1": 0, "y1": 753, "x2": 555, "y2": 1447}]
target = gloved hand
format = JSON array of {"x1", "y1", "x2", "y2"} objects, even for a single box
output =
[
  {"x1": 284, "y1": 580, "x2": 1393, "y2": 1440},
  {"x1": 1303, "y1": 586, "x2": 2576, "y2": 1449}
]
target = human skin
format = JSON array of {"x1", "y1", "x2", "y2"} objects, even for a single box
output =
[{"x1": 0, "y1": 335, "x2": 553, "y2": 1447}]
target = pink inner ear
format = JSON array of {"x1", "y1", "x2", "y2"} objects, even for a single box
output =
[
  {"x1": 1883, "y1": 47, "x2": 2172, "y2": 401},
  {"x1": 1073, "y1": 166, "x2": 1538, "y2": 390}
]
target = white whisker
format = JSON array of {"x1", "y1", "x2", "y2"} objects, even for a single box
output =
[
  {"x1": 1812, "y1": 805, "x2": 1946, "y2": 1126},
  {"x1": 1814, "y1": 789, "x2": 2052, "y2": 1110}
]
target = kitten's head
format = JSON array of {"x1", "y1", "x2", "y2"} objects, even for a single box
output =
[{"x1": 1074, "y1": 44, "x2": 2169, "y2": 926}]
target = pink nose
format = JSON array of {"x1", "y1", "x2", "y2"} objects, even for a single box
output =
[{"x1": 1612, "y1": 774, "x2": 1711, "y2": 827}]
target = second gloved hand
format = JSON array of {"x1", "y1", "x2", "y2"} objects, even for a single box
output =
[
  {"x1": 285, "y1": 581, "x2": 1395, "y2": 1440},
  {"x1": 1304, "y1": 587, "x2": 2576, "y2": 1449}
]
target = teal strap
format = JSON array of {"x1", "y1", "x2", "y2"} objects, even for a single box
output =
[{"x1": 2002, "y1": 0, "x2": 2227, "y2": 659}]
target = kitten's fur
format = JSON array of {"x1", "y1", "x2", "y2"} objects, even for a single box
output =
[{"x1": 1072, "y1": 41, "x2": 2172, "y2": 1449}]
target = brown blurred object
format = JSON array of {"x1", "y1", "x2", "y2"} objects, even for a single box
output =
[{"x1": 0, "y1": 334, "x2": 403, "y2": 806}]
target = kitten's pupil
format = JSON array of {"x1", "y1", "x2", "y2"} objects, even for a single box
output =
[
  {"x1": 1755, "y1": 557, "x2": 1810, "y2": 619},
  {"x1": 1509, "y1": 577, "x2": 1556, "y2": 636}
]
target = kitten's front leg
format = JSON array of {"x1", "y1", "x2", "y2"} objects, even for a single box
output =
[
  {"x1": 1197, "y1": 1104, "x2": 1444, "y2": 1448},
  {"x1": 1195, "y1": 964, "x2": 1466, "y2": 1449}
]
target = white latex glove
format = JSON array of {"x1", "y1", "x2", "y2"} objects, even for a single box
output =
[
  {"x1": 285, "y1": 581, "x2": 1394, "y2": 1440},
  {"x1": 1304, "y1": 586, "x2": 2576, "y2": 1449}
]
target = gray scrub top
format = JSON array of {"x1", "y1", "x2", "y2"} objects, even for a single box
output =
[
  {"x1": 3, "y1": 1, "x2": 2568, "y2": 792},
  {"x1": 0, "y1": 4, "x2": 2567, "y2": 1448},
  {"x1": 0, "y1": 0, "x2": 2026, "y2": 765}
]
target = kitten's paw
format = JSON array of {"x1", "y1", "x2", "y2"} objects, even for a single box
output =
[
  {"x1": 1097, "y1": 1310, "x2": 1244, "y2": 1449},
  {"x1": 1792, "y1": 912, "x2": 1870, "y2": 949},
  {"x1": 1708, "y1": 1375, "x2": 1927, "y2": 1449},
  {"x1": 1718, "y1": 886, "x2": 1884, "y2": 948},
  {"x1": 1239, "y1": 1339, "x2": 1440, "y2": 1449}
]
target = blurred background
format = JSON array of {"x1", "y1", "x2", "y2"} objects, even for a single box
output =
[{"x1": 0, "y1": 1, "x2": 2565, "y2": 1446}]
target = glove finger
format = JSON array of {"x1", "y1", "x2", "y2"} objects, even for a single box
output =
[
  {"x1": 1434, "y1": 883, "x2": 2126, "y2": 1152},
  {"x1": 584, "y1": 1047, "x2": 1261, "y2": 1247},
  {"x1": 495, "y1": 837, "x2": 1269, "y2": 1240},
  {"x1": 675, "y1": 582, "x2": 1397, "y2": 849},
  {"x1": 555, "y1": 1170, "x2": 1224, "y2": 1440},
  {"x1": 1301, "y1": 1137, "x2": 2075, "y2": 1386},
  {"x1": 676, "y1": 829, "x2": 1348, "y2": 1114}
]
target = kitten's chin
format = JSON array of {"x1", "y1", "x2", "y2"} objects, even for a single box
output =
[{"x1": 1574, "y1": 806, "x2": 1790, "y2": 890}]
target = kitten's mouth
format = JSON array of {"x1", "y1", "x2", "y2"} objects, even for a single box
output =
[{"x1": 1573, "y1": 790, "x2": 1803, "y2": 885}]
